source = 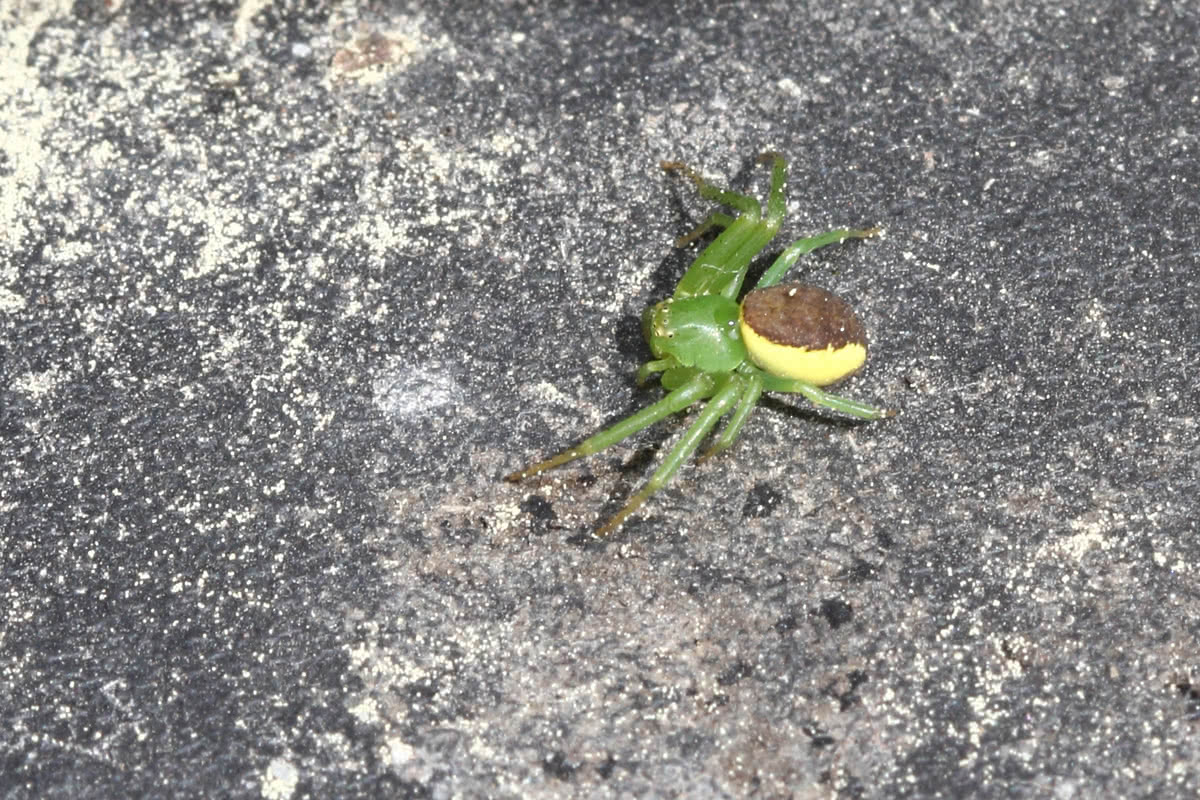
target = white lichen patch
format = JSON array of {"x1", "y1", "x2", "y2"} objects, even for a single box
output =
[
  {"x1": 12, "y1": 368, "x2": 70, "y2": 400},
  {"x1": 259, "y1": 756, "x2": 299, "y2": 800},
  {"x1": 373, "y1": 358, "x2": 460, "y2": 420}
]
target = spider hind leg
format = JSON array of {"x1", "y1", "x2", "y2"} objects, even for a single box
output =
[
  {"x1": 504, "y1": 375, "x2": 716, "y2": 483},
  {"x1": 596, "y1": 374, "x2": 744, "y2": 537}
]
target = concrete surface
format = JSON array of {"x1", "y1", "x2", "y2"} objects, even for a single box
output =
[{"x1": 2, "y1": 1, "x2": 1198, "y2": 798}]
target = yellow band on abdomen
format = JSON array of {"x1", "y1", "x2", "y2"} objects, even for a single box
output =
[{"x1": 739, "y1": 306, "x2": 867, "y2": 386}]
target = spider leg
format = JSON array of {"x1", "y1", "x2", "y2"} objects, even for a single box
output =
[
  {"x1": 760, "y1": 374, "x2": 895, "y2": 420},
  {"x1": 596, "y1": 375, "x2": 744, "y2": 537},
  {"x1": 697, "y1": 369, "x2": 764, "y2": 462},
  {"x1": 635, "y1": 358, "x2": 674, "y2": 386},
  {"x1": 505, "y1": 373, "x2": 716, "y2": 482},
  {"x1": 673, "y1": 212, "x2": 736, "y2": 247},
  {"x1": 755, "y1": 227, "x2": 881, "y2": 289},
  {"x1": 757, "y1": 152, "x2": 788, "y2": 228},
  {"x1": 664, "y1": 158, "x2": 786, "y2": 300},
  {"x1": 661, "y1": 161, "x2": 760, "y2": 217}
]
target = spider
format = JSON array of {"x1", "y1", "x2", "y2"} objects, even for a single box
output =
[{"x1": 506, "y1": 153, "x2": 894, "y2": 537}]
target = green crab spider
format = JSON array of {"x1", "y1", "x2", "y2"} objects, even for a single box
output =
[{"x1": 506, "y1": 153, "x2": 894, "y2": 537}]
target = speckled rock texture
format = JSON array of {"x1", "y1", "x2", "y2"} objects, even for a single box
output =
[{"x1": 2, "y1": 2, "x2": 1197, "y2": 798}]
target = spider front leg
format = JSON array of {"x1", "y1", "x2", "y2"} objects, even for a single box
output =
[
  {"x1": 661, "y1": 153, "x2": 790, "y2": 245},
  {"x1": 756, "y1": 226, "x2": 882, "y2": 289},
  {"x1": 671, "y1": 212, "x2": 735, "y2": 248},
  {"x1": 660, "y1": 160, "x2": 760, "y2": 217},
  {"x1": 661, "y1": 157, "x2": 784, "y2": 301}
]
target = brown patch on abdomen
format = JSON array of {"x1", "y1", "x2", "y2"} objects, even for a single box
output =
[{"x1": 740, "y1": 283, "x2": 866, "y2": 351}]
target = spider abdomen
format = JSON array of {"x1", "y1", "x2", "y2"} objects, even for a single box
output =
[{"x1": 739, "y1": 283, "x2": 867, "y2": 386}]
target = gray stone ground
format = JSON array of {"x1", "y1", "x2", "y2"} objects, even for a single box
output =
[{"x1": 2, "y1": 1, "x2": 1198, "y2": 798}]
